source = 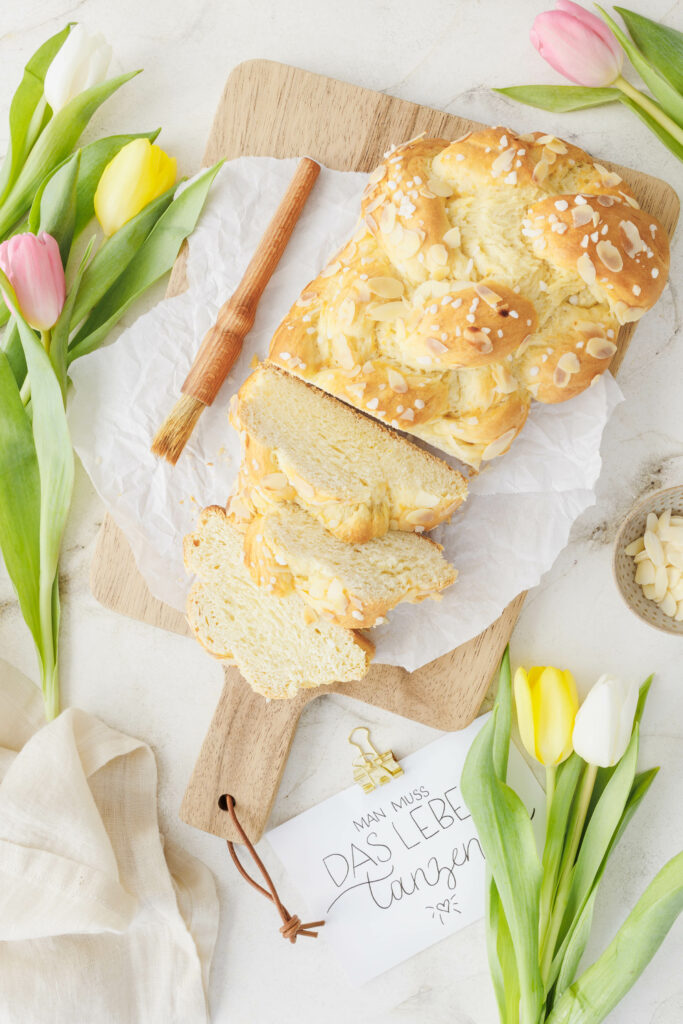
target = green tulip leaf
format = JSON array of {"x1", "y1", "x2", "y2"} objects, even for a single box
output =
[
  {"x1": 634, "y1": 674, "x2": 653, "y2": 729},
  {"x1": 481, "y1": 651, "x2": 521, "y2": 1021},
  {"x1": 617, "y1": 93, "x2": 683, "y2": 161},
  {"x1": 548, "y1": 766, "x2": 660, "y2": 1000},
  {"x1": 546, "y1": 850, "x2": 683, "y2": 1024},
  {"x1": 462, "y1": 703, "x2": 544, "y2": 1024},
  {"x1": 492, "y1": 646, "x2": 512, "y2": 781},
  {"x1": 552, "y1": 885, "x2": 598, "y2": 1005},
  {"x1": 0, "y1": 25, "x2": 71, "y2": 206},
  {"x1": 612, "y1": 767, "x2": 660, "y2": 855},
  {"x1": 0, "y1": 70, "x2": 141, "y2": 239},
  {"x1": 3, "y1": 289, "x2": 74, "y2": 718},
  {"x1": 615, "y1": 8, "x2": 683, "y2": 94},
  {"x1": 495, "y1": 85, "x2": 621, "y2": 113},
  {"x1": 1, "y1": 321, "x2": 27, "y2": 388},
  {"x1": 28, "y1": 150, "x2": 80, "y2": 265},
  {"x1": 69, "y1": 183, "x2": 176, "y2": 331},
  {"x1": 68, "y1": 161, "x2": 222, "y2": 362},
  {"x1": 596, "y1": 6, "x2": 683, "y2": 128},
  {"x1": 0, "y1": 351, "x2": 42, "y2": 648},
  {"x1": 540, "y1": 754, "x2": 583, "y2": 941},
  {"x1": 487, "y1": 879, "x2": 521, "y2": 1022},
  {"x1": 561, "y1": 727, "x2": 639, "y2": 943},
  {"x1": 50, "y1": 237, "x2": 95, "y2": 398}
]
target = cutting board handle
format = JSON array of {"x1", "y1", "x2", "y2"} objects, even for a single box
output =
[{"x1": 180, "y1": 667, "x2": 311, "y2": 843}]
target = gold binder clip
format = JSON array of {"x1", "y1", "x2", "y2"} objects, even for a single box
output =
[{"x1": 349, "y1": 726, "x2": 404, "y2": 794}]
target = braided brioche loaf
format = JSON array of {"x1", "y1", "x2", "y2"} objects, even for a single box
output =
[{"x1": 268, "y1": 128, "x2": 669, "y2": 467}]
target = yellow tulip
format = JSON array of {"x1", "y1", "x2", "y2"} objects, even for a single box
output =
[
  {"x1": 94, "y1": 138, "x2": 177, "y2": 236},
  {"x1": 513, "y1": 665, "x2": 579, "y2": 766}
]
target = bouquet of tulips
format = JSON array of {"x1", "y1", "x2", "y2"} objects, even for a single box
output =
[
  {"x1": 499, "y1": 3, "x2": 683, "y2": 162},
  {"x1": 462, "y1": 650, "x2": 683, "y2": 1024},
  {"x1": 0, "y1": 24, "x2": 221, "y2": 718}
]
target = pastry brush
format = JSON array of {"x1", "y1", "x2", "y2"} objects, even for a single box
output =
[{"x1": 151, "y1": 156, "x2": 320, "y2": 464}]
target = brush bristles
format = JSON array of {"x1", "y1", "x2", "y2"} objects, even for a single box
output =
[{"x1": 151, "y1": 393, "x2": 206, "y2": 464}]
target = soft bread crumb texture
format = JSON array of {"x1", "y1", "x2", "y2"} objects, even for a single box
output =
[
  {"x1": 267, "y1": 129, "x2": 669, "y2": 468},
  {"x1": 243, "y1": 502, "x2": 457, "y2": 627},
  {"x1": 231, "y1": 363, "x2": 467, "y2": 542},
  {"x1": 184, "y1": 506, "x2": 373, "y2": 698}
]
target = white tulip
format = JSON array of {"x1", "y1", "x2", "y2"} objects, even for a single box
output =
[
  {"x1": 44, "y1": 25, "x2": 112, "y2": 113},
  {"x1": 572, "y1": 674, "x2": 639, "y2": 767}
]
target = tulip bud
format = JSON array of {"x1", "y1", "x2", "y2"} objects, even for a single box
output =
[
  {"x1": 514, "y1": 665, "x2": 579, "y2": 766},
  {"x1": 572, "y1": 674, "x2": 638, "y2": 767},
  {"x1": 0, "y1": 232, "x2": 66, "y2": 330},
  {"x1": 530, "y1": 0, "x2": 623, "y2": 88},
  {"x1": 43, "y1": 24, "x2": 112, "y2": 113},
  {"x1": 94, "y1": 138, "x2": 177, "y2": 237}
]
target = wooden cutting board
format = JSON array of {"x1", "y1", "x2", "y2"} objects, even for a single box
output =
[{"x1": 90, "y1": 59, "x2": 679, "y2": 845}]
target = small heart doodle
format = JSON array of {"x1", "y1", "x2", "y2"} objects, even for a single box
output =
[{"x1": 426, "y1": 898, "x2": 461, "y2": 925}]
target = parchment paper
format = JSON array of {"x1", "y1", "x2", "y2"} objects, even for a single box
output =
[{"x1": 68, "y1": 158, "x2": 623, "y2": 671}]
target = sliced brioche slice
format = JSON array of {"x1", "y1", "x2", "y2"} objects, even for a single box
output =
[
  {"x1": 184, "y1": 506, "x2": 373, "y2": 698},
  {"x1": 230, "y1": 363, "x2": 467, "y2": 543},
  {"x1": 243, "y1": 502, "x2": 457, "y2": 628}
]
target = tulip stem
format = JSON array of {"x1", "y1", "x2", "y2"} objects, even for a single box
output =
[
  {"x1": 540, "y1": 762, "x2": 598, "y2": 984},
  {"x1": 614, "y1": 76, "x2": 683, "y2": 147},
  {"x1": 20, "y1": 332, "x2": 51, "y2": 405},
  {"x1": 545, "y1": 765, "x2": 556, "y2": 825},
  {"x1": 538, "y1": 765, "x2": 558, "y2": 946}
]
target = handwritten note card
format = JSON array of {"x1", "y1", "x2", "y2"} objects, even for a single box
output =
[{"x1": 266, "y1": 716, "x2": 543, "y2": 984}]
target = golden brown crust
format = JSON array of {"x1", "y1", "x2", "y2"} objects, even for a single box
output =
[
  {"x1": 526, "y1": 194, "x2": 669, "y2": 326},
  {"x1": 516, "y1": 304, "x2": 618, "y2": 404},
  {"x1": 268, "y1": 128, "x2": 670, "y2": 467}
]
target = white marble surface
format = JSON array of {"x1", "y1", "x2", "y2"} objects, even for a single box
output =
[{"x1": 1, "y1": 1, "x2": 682, "y2": 1021}]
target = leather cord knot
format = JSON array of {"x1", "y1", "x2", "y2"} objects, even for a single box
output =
[
  {"x1": 280, "y1": 914, "x2": 310, "y2": 943},
  {"x1": 220, "y1": 794, "x2": 324, "y2": 944}
]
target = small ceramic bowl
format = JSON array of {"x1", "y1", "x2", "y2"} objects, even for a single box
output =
[{"x1": 613, "y1": 484, "x2": 683, "y2": 636}]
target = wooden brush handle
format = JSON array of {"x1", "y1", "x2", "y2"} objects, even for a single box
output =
[{"x1": 181, "y1": 156, "x2": 320, "y2": 407}]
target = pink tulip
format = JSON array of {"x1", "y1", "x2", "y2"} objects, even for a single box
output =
[
  {"x1": 530, "y1": 0, "x2": 623, "y2": 87},
  {"x1": 0, "y1": 232, "x2": 66, "y2": 331}
]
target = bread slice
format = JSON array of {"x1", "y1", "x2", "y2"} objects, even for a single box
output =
[
  {"x1": 243, "y1": 502, "x2": 457, "y2": 628},
  {"x1": 184, "y1": 506, "x2": 373, "y2": 698},
  {"x1": 229, "y1": 363, "x2": 467, "y2": 543}
]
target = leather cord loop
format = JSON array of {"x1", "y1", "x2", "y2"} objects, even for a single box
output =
[{"x1": 220, "y1": 794, "x2": 324, "y2": 944}]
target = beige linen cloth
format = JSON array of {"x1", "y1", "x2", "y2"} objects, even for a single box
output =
[{"x1": 0, "y1": 662, "x2": 219, "y2": 1024}]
